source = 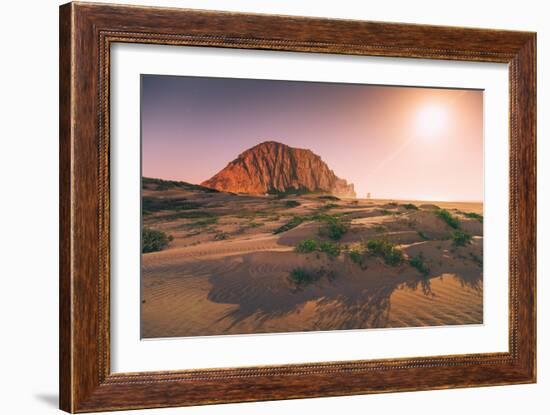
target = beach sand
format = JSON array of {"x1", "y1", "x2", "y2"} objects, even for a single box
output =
[{"x1": 141, "y1": 180, "x2": 483, "y2": 338}]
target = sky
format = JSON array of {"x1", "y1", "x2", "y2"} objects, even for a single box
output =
[{"x1": 141, "y1": 75, "x2": 483, "y2": 202}]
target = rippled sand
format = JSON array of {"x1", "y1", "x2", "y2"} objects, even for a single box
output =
[{"x1": 141, "y1": 184, "x2": 483, "y2": 338}]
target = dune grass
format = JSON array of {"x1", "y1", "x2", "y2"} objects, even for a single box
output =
[
  {"x1": 409, "y1": 254, "x2": 430, "y2": 276},
  {"x1": 273, "y1": 215, "x2": 307, "y2": 234},
  {"x1": 435, "y1": 209, "x2": 460, "y2": 229},
  {"x1": 142, "y1": 177, "x2": 219, "y2": 193},
  {"x1": 365, "y1": 239, "x2": 404, "y2": 266},
  {"x1": 451, "y1": 230, "x2": 472, "y2": 246},
  {"x1": 319, "y1": 240, "x2": 341, "y2": 257},
  {"x1": 463, "y1": 212, "x2": 484, "y2": 222},
  {"x1": 175, "y1": 215, "x2": 219, "y2": 229},
  {"x1": 284, "y1": 200, "x2": 301, "y2": 208},
  {"x1": 295, "y1": 239, "x2": 318, "y2": 253},
  {"x1": 142, "y1": 197, "x2": 202, "y2": 215},
  {"x1": 372, "y1": 225, "x2": 387, "y2": 233},
  {"x1": 349, "y1": 249, "x2": 362, "y2": 264},
  {"x1": 317, "y1": 214, "x2": 350, "y2": 240},
  {"x1": 289, "y1": 268, "x2": 319, "y2": 285},
  {"x1": 295, "y1": 238, "x2": 341, "y2": 257},
  {"x1": 273, "y1": 213, "x2": 350, "y2": 239},
  {"x1": 142, "y1": 228, "x2": 173, "y2": 253}
]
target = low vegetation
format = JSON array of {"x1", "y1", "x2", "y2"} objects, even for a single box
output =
[
  {"x1": 284, "y1": 200, "x2": 301, "y2": 208},
  {"x1": 348, "y1": 249, "x2": 362, "y2": 264},
  {"x1": 451, "y1": 230, "x2": 472, "y2": 246},
  {"x1": 142, "y1": 228, "x2": 173, "y2": 253},
  {"x1": 435, "y1": 209, "x2": 460, "y2": 229},
  {"x1": 319, "y1": 240, "x2": 341, "y2": 257},
  {"x1": 273, "y1": 215, "x2": 307, "y2": 234},
  {"x1": 365, "y1": 239, "x2": 404, "y2": 266},
  {"x1": 295, "y1": 238, "x2": 341, "y2": 257},
  {"x1": 409, "y1": 254, "x2": 430, "y2": 276},
  {"x1": 295, "y1": 239, "x2": 318, "y2": 253},
  {"x1": 463, "y1": 212, "x2": 483, "y2": 222},
  {"x1": 288, "y1": 266, "x2": 335, "y2": 285},
  {"x1": 142, "y1": 177, "x2": 219, "y2": 193},
  {"x1": 270, "y1": 188, "x2": 309, "y2": 198},
  {"x1": 317, "y1": 214, "x2": 350, "y2": 240},
  {"x1": 142, "y1": 196, "x2": 201, "y2": 215},
  {"x1": 273, "y1": 213, "x2": 350, "y2": 239},
  {"x1": 402, "y1": 203, "x2": 419, "y2": 210},
  {"x1": 177, "y1": 216, "x2": 219, "y2": 229},
  {"x1": 289, "y1": 268, "x2": 319, "y2": 285}
]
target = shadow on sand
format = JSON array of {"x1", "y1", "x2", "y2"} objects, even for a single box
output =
[{"x1": 206, "y1": 249, "x2": 482, "y2": 333}]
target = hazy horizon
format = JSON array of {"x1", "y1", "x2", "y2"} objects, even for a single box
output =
[{"x1": 142, "y1": 75, "x2": 483, "y2": 202}]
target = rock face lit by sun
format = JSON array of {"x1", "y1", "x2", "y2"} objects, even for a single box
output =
[{"x1": 416, "y1": 105, "x2": 448, "y2": 139}]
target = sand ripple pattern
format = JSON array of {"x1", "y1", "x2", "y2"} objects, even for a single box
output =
[{"x1": 142, "y1": 249, "x2": 482, "y2": 338}]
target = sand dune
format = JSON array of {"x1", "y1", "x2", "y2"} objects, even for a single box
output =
[{"x1": 141, "y1": 180, "x2": 483, "y2": 338}]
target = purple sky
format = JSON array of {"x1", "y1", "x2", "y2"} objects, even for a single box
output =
[{"x1": 141, "y1": 75, "x2": 483, "y2": 202}]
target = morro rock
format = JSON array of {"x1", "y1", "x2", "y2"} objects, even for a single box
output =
[{"x1": 200, "y1": 141, "x2": 356, "y2": 198}]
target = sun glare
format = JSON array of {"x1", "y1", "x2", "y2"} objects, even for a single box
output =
[{"x1": 415, "y1": 104, "x2": 448, "y2": 139}]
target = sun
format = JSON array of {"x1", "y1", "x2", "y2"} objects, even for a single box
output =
[{"x1": 415, "y1": 104, "x2": 448, "y2": 139}]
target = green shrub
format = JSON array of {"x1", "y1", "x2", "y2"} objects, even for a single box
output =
[
  {"x1": 464, "y1": 212, "x2": 483, "y2": 222},
  {"x1": 295, "y1": 239, "x2": 341, "y2": 257},
  {"x1": 451, "y1": 230, "x2": 472, "y2": 246},
  {"x1": 284, "y1": 200, "x2": 301, "y2": 208},
  {"x1": 142, "y1": 196, "x2": 201, "y2": 215},
  {"x1": 409, "y1": 254, "x2": 430, "y2": 276},
  {"x1": 273, "y1": 216, "x2": 306, "y2": 234},
  {"x1": 289, "y1": 268, "x2": 318, "y2": 285},
  {"x1": 179, "y1": 216, "x2": 218, "y2": 229},
  {"x1": 142, "y1": 228, "x2": 173, "y2": 253},
  {"x1": 319, "y1": 241, "x2": 341, "y2": 257},
  {"x1": 142, "y1": 177, "x2": 219, "y2": 193},
  {"x1": 318, "y1": 215, "x2": 349, "y2": 240},
  {"x1": 349, "y1": 249, "x2": 362, "y2": 264},
  {"x1": 295, "y1": 239, "x2": 319, "y2": 253},
  {"x1": 436, "y1": 209, "x2": 460, "y2": 229},
  {"x1": 402, "y1": 203, "x2": 419, "y2": 210},
  {"x1": 365, "y1": 239, "x2": 404, "y2": 266}
]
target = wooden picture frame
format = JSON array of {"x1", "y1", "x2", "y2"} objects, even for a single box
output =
[{"x1": 59, "y1": 2, "x2": 536, "y2": 412}]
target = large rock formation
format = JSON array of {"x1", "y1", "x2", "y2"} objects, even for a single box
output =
[{"x1": 201, "y1": 141, "x2": 356, "y2": 198}]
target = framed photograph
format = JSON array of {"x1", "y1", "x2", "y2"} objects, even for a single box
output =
[{"x1": 59, "y1": 2, "x2": 536, "y2": 412}]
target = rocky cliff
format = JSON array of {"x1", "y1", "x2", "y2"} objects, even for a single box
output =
[{"x1": 200, "y1": 141, "x2": 356, "y2": 198}]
